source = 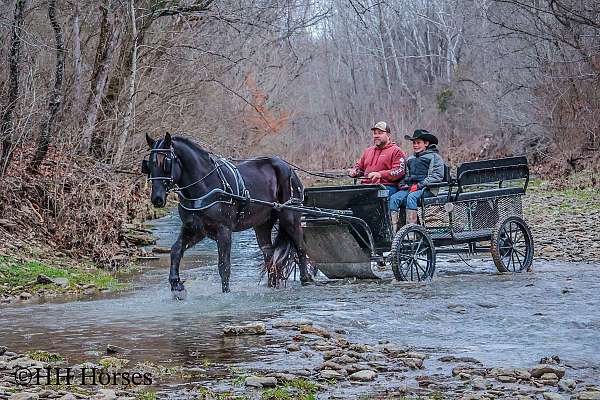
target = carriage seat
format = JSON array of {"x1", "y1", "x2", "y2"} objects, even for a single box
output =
[
  {"x1": 420, "y1": 156, "x2": 529, "y2": 207},
  {"x1": 422, "y1": 187, "x2": 525, "y2": 206}
]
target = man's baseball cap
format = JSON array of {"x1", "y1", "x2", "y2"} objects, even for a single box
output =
[{"x1": 371, "y1": 121, "x2": 391, "y2": 133}]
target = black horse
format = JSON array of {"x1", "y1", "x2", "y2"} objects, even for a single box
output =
[{"x1": 142, "y1": 133, "x2": 313, "y2": 297}]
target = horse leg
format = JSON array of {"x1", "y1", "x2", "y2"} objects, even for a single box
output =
[
  {"x1": 280, "y1": 210, "x2": 314, "y2": 284},
  {"x1": 254, "y1": 219, "x2": 276, "y2": 287},
  {"x1": 170, "y1": 227, "x2": 205, "y2": 300},
  {"x1": 216, "y1": 226, "x2": 233, "y2": 293}
]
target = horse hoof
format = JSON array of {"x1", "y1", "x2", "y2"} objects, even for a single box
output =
[
  {"x1": 171, "y1": 284, "x2": 187, "y2": 301},
  {"x1": 172, "y1": 288, "x2": 187, "y2": 301}
]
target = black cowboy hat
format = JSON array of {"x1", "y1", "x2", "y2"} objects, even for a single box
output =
[{"x1": 404, "y1": 129, "x2": 438, "y2": 145}]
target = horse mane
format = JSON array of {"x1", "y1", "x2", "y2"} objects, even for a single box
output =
[{"x1": 172, "y1": 135, "x2": 205, "y2": 152}]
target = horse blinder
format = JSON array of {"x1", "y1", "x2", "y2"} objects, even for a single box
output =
[{"x1": 141, "y1": 159, "x2": 150, "y2": 175}]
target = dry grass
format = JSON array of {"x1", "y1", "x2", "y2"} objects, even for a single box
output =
[{"x1": 0, "y1": 146, "x2": 149, "y2": 266}]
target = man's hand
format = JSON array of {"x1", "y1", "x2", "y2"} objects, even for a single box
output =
[
  {"x1": 348, "y1": 168, "x2": 360, "y2": 178},
  {"x1": 367, "y1": 171, "x2": 382, "y2": 180}
]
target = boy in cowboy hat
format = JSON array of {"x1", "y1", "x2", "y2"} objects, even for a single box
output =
[{"x1": 389, "y1": 129, "x2": 445, "y2": 226}]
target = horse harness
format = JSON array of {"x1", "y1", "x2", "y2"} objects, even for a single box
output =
[{"x1": 143, "y1": 146, "x2": 250, "y2": 212}]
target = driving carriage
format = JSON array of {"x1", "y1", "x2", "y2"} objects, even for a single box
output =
[
  {"x1": 301, "y1": 156, "x2": 534, "y2": 281},
  {"x1": 142, "y1": 134, "x2": 534, "y2": 295}
]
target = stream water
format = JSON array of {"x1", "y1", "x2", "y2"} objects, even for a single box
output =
[{"x1": 1, "y1": 209, "x2": 599, "y2": 392}]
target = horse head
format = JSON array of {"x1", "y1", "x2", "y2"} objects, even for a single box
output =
[{"x1": 142, "y1": 132, "x2": 181, "y2": 208}]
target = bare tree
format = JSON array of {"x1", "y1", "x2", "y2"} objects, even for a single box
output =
[
  {"x1": 30, "y1": 0, "x2": 65, "y2": 171},
  {"x1": 0, "y1": 0, "x2": 27, "y2": 176}
]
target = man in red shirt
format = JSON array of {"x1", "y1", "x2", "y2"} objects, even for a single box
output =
[{"x1": 348, "y1": 121, "x2": 406, "y2": 204}]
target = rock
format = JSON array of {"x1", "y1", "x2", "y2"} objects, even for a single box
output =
[
  {"x1": 348, "y1": 344, "x2": 371, "y2": 353},
  {"x1": 348, "y1": 369, "x2": 377, "y2": 382},
  {"x1": 540, "y1": 372, "x2": 559, "y2": 381},
  {"x1": 37, "y1": 389, "x2": 56, "y2": 398},
  {"x1": 272, "y1": 319, "x2": 312, "y2": 329},
  {"x1": 36, "y1": 275, "x2": 54, "y2": 284},
  {"x1": 298, "y1": 325, "x2": 331, "y2": 338},
  {"x1": 223, "y1": 322, "x2": 266, "y2": 336},
  {"x1": 542, "y1": 392, "x2": 563, "y2": 400},
  {"x1": 322, "y1": 349, "x2": 343, "y2": 360},
  {"x1": 345, "y1": 363, "x2": 372, "y2": 375},
  {"x1": 497, "y1": 375, "x2": 517, "y2": 383},
  {"x1": 19, "y1": 292, "x2": 32, "y2": 300},
  {"x1": 0, "y1": 346, "x2": 6, "y2": 356},
  {"x1": 152, "y1": 246, "x2": 171, "y2": 254},
  {"x1": 123, "y1": 231, "x2": 156, "y2": 246},
  {"x1": 461, "y1": 393, "x2": 483, "y2": 400},
  {"x1": 83, "y1": 288, "x2": 97, "y2": 296},
  {"x1": 244, "y1": 376, "x2": 277, "y2": 388},
  {"x1": 399, "y1": 357, "x2": 424, "y2": 369},
  {"x1": 472, "y1": 377, "x2": 492, "y2": 391},
  {"x1": 530, "y1": 365, "x2": 565, "y2": 379},
  {"x1": 319, "y1": 361, "x2": 344, "y2": 371},
  {"x1": 105, "y1": 344, "x2": 129, "y2": 355},
  {"x1": 320, "y1": 369, "x2": 344, "y2": 380},
  {"x1": 382, "y1": 344, "x2": 409, "y2": 356},
  {"x1": 272, "y1": 373, "x2": 297, "y2": 382},
  {"x1": 439, "y1": 355, "x2": 455, "y2": 362},
  {"x1": 558, "y1": 379, "x2": 576, "y2": 392},
  {"x1": 490, "y1": 367, "x2": 516, "y2": 377},
  {"x1": 456, "y1": 357, "x2": 482, "y2": 364},
  {"x1": 575, "y1": 392, "x2": 600, "y2": 400},
  {"x1": 540, "y1": 355, "x2": 560, "y2": 365},
  {"x1": 330, "y1": 354, "x2": 357, "y2": 365},
  {"x1": 57, "y1": 395, "x2": 77, "y2": 400},
  {"x1": 515, "y1": 368, "x2": 532, "y2": 380},
  {"x1": 286, "y1": 343, "x2": 301, "y2": 352},
  {"x1": 50, "y1": 278, "x2": 69, "y2": 288},
  {"x1": 92, "y1": 389, "x2": 117, "y2": 400},
  {"x1": 9, "y1": 394, "x2": 39, "y2": 400}
]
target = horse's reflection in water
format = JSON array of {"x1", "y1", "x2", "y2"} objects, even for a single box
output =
[{"x1": 142, "y1": 133, "x2": 313, "y2": 298}]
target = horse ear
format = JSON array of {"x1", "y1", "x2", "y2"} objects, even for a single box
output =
[
  {"x1": 164, "y1": 132, "x2": 172, "y2": 147},
  {"x1": 146, "y1": 133, "x2": 155, "y2": 148}
]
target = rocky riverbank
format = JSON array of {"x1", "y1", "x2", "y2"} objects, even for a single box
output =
[
  {"x1": 524, "y1": 184, "x2": 600, "y2": 262},
  {"x1": 2, "y1": 318, "x2": 599, "y2": 400}
]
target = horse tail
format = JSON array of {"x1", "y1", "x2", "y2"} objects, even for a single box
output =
[
  {"x1": 265, "y1": 224, "x2": 297, "y2": 288},
  {"x1": 289, "y1": 168, "x2": 304, "y2": 203},
  {"x1": 264, "y1": 159, "x2": 304, "y2": 287}
]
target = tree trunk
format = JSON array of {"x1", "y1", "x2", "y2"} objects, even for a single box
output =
[
  {"x1": 112, "y1": 0, "x2": 137, "y2": 165},
  {"x1": 0, "y1": 0, "x2": 27, "y2": 176},
  {"x1": 72, "y1": 0, "x2": 83, "y2": 117},
  {"x1": 30, "y1": 0, "x2": 65, "y2": 171},
  {"x1": 79, "y1": 0, "x2": 121, "y2": 155}
]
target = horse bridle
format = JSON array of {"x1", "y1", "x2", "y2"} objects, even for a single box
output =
[{"x1": 142, "y1": 147, "x2": 178, "y2": 188}]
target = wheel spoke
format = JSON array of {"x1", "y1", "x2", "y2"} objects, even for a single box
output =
[
  {"x1": 416, "y1": 246, "x2": 431, "y2": 256},
  {"x1": 505, "y1": 251, "x2": 513, "y2": 269},
  {"x1": 514, "y1": 249, "x2": 524, "y2": 271},
  {"x1": 510, "y1": 250, "x2": 517, "y2": 272},
  {"x1": 414, "y1": 260, "x2": 422, "y2": 281},
  {"x1": 416, "y1": 261, "x2": 429, "y2": 280},
  {"x1": 513, "y1": 247, "x2": 527, "y2": 260},
  {"x1": 413, "y1": 237, "x2": 424, "y2": 258}
]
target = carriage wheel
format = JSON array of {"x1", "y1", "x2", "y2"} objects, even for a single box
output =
[
  {"x1": 390, "y1": 224, "x2": 436, "y2": 282},
  {"x1": 490, "y1": 216, "x2": 534, "y2": 273}
]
